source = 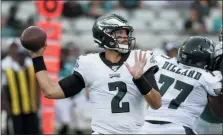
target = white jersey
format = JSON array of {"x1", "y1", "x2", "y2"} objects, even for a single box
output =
[
  {"x1": 145, "y1": 55, "x2": 222, "y2": 128},
  {"x1": 73, "y1": 50, "x2": 157, "y2": 134}
]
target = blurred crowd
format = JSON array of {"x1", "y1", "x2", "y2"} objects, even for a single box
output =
[
  {"x1": 1, "y1": 0, "x2": 222, "y2": 38},
  {"x1": 1, "y1": 0, "x2": 222, "y2": 135},
  {"x1": 184, "y1": 0, "x2": 222, "y2": 34}
]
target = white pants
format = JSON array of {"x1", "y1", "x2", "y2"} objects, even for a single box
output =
[
  {"x1": 70, "y1": 91, "x2": 92, "y2": 131},
  {"x1": 141, "y1": 121, "x2": 196, "y2": 134},
  {"x1": 55, "y1": 98, "x2": 72, "y2": 124},
  {"x1": 194, "y1": 118, "x2": 223, "y2": 134},
  {"x1": 55, "y1": 98, "x2": 72, "y2": 133}
]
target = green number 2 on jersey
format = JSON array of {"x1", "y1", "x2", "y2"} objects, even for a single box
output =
[
  {"x1": 108, "y1": 81, "x2": 130, "y2": 113},
  {"x1": 158, "y1": 74, "x2": 194, "y2": 109}
]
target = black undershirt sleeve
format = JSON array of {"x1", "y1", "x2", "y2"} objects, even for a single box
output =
[
  {"x1": 58, "y1": 71, "x2": 85, "y2": 98},
  {"x1": 144, "y1": 65, "x2": 160, "y2": 91}
]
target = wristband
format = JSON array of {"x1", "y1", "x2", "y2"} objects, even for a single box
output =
[
  {"x1": 32, "y1": 56, "x2": 47, "y2": 73},
  {"x1": 133, "y1": 75, "x2": 152, "y2": 95}
]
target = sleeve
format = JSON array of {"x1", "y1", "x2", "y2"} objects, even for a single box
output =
[
  {"x1": 144, "y1": 69, "x2": 159, "y2": 91},
  {"x1": 143, "y1": 50, "x2": 160, "y2": 91},
  {"x1": 203, "y1": 71, "x2": 222, "y2": 96},
  {"x1": 143, "y1": 50, "x2": 159, "y2": 74},
  {"x1": 58, "y1": 55, "x2": 88, "y2": 98},
  {"x1": 72, "y1": 55, "x2": 88, "y2": 86},
  {"x1": 58, "y1": 71, "x2": 85, "y2": 98}
]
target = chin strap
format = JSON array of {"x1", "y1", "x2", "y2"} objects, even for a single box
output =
[
  {"x1": 104, "y1": 44, "x2": 130, "y2": 54},
  {"x1": 116, "y1": 43, "x2": 130, "y2": 53}
]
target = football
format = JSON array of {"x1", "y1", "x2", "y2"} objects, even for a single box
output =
[{"x1": 20, "y1": 26, "x2": 47, "y2": 52}]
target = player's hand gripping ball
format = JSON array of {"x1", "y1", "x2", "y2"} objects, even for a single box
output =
[{"x1": 20, "y1": 26, "x2": 47, "y2": 52}]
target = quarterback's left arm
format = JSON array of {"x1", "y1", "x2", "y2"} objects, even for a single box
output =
[
  {"x1": 126, "y1": 50, "x2": 161, "y2": 109},
  {"x1": 144, "y1": 88, "x2": 161, "y2": 110},
  {"x1": 143, "y1": 51, "x2": 161, "y2": 109},
  {"x1": 144, "y1": 66, "x2": 161, "y2": 109},
  {"x1": 132, "y1": 67, "x2": 161, "y2": 109}
]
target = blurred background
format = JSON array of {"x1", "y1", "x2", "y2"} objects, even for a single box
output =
[{"x1": 1, "y1": 0, "x2": 222, "y2": 135}]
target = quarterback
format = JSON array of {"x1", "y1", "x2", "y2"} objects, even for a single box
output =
[{"x1": 26, "y1": 14, "x2": 161, "y2": 134}]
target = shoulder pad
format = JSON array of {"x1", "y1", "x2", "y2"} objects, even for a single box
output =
[
  {"x1": 74, "y1": 53, "x2": 98, "y2": 69},
  {"x1": 77, "y1": 53, "x2": 98, "y2": 62}
]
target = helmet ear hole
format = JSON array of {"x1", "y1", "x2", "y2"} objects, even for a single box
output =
[
  {"x1": 109, "y1": 41, "x2": 116, "y2": 47},
  {"x1": 101, "y1": 36, "x2": 105, "y2": 42}
]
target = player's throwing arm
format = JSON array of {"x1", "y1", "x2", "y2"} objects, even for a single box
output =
[
  {"x1": 20, "y1": 27, "x2": 85, "y2": 99},
  {"x1": 125, "y1": 51, "x2": 161, "y2": 109}
]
